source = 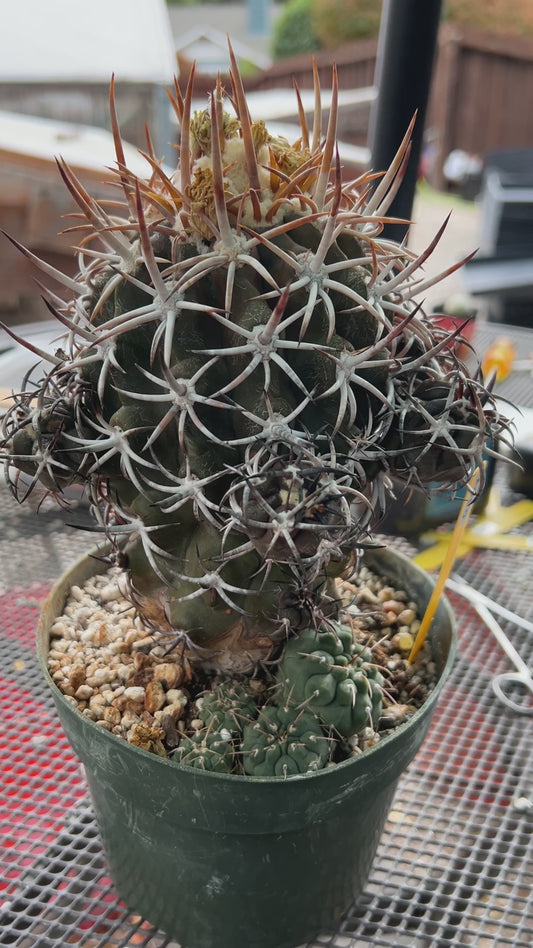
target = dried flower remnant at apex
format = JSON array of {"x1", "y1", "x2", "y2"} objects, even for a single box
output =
[{"x1": 1, "y1": 45, "x2": 509, "y2": 679}]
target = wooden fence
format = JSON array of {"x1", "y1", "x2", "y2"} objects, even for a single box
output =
[
  {"x1": 429, "y1": 24, "x2": 533, "y2": 187},
  {"x1": 179, "y1": 24, "x2": 533, "y2": 187},
  {"x1": 247, "y1": 38, "x2": 378, "y2": 92},
  {"x1": 177, "y1": 38, "x2": 378, "y2": 98}
]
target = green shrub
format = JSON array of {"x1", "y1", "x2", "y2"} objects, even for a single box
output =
[
  {"x1": 444, "y1": 0, "x2": 533, "y2": 37},
  {"x1": 271, "y1": 0, "x2": 321, "y2": 60},
  {"x1": 312, "y1": 0, "x2": 382, "y2": 49}
]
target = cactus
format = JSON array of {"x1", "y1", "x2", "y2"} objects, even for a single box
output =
[
  {"x1": 241, "y1": 705, "x2": 330, "y2": 776},
  {"x1": 276, "y1": 622, "x2": 383, "y2": 736},
  {"x1": 197, "y1": 679, "x2": 258, "y2": 736},
  {"x1": 1, "y1": 47, "x2": 508, "y2": 688},
  {"x1": 174, "y1": 728, "x2": 235, "y2": 773}
]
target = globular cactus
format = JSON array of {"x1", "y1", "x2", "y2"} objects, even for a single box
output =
[
  {"x1": 174, "y1": 728, "x2": 234, "y2": 773},
  {"x1": 276, "y1": 622, "x2": 383, "y2": 736},
  {"x1": 241, "y1": 705, "x2": 330, "y2": 777},
  {"x1": 1, "y1": 46, "x2": 509, "y2": 679},
  {"x1": 197, "y1": 679, "x2": 258, "y2": 737}
]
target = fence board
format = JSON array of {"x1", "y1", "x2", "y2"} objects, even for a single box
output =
[{"x1": 429, "y1": 25, "x2": 533, "y2": 187}]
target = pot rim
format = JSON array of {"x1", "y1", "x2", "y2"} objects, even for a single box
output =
[{"x1": 37, "y1": 545, "x2": 456, "y2": 786}]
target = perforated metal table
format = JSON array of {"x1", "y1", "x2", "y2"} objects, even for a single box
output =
[{"x1": 1, "y1": 322, "x2": 532, "y2": 948}]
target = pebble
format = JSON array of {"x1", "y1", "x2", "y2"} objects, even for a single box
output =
[
  {"x1": 122, "y1": 710, "x2": 142, "y2": 729},
  {"x1": 74, "y1": 684, "x2": 93, "y2": 700},
  {"x1": 103, "y1": 706, "x2": 122, "y2": 726},
  {"x1": 91, "y1": 667, "x2": 115, "y2": 686},
  {"x1": 124, "y1": 686, "x2": 146, "y2": 702},
  {"x1": 145, "y1": 680, "x2": 166, "y2": 714},
  {"x1": 99, "y1": 583, "x2": 123, "y2": 603},
  {"x1": 166, "y1": 688, "x2": 187, "y2": 706},
  {"x1": 397, "y1": 631, "x2": 414, "y2": 652},
  {"x1": 116, "y1": 663, "x2": 134, "y2": 683},
  {"x1": 153, "y1": 662, "x2": 185, "y2": 689},
  {"x1": 382, "y1": 599, "x2": 403, "y2": 615},
  {"x1": 397, "y1": 608, "x2": 416, "y2": 626},
  {"x1": 356, "y1": 587, "x2": 381, "y2": 606},
  {"x1": 68, "y1": 666, "x2": 86, "y2": 690},
  {"x1": 159, "y1": 699, "x2": 187, "y2": 722}
]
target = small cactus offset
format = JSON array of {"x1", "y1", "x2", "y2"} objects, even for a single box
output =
[
  {"x1": 276, "y1": 622, "x2": 383, "y2": 736},
  {"x1": 0, "y1": 45, "x2": 510, "y2": 759},
  {"x1": 174, "y1": 728, "x2": 235, "y2": 773},
  {"x1": 241, "y1": 704, "x2": 330, "y2": 777},
  {"x1": 197, "y1": 679, "x2": 258, "y2": 736}
]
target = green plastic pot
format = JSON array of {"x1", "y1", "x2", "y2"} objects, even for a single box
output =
[{"x1": 37, "y1": 548, "x2": 456, "y2": 948}]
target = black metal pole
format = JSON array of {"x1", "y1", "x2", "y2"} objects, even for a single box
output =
[{"x1": 368, "y1": 0, "x2": 444, "y2": 240}]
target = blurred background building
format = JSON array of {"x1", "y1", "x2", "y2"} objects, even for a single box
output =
[{"x1": 1, "y1": 0, "x2": 532, "y2": 340}]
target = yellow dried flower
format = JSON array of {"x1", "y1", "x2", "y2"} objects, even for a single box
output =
[
  {"x1": 190, "y1": 109, "x2": 240, "y2": 158},
  {"x1": 188, "y1": 165, "x2": 230, "y2": 238},
  {"x1": 251, "y1": 120, "x2": 270, "y2": 152},
  {"x1": 268, "y1": 135, "x2": 309, "y2": 176}
]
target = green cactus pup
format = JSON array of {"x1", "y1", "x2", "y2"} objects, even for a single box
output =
[
  {"x1": 1, "y1": 46, "x2": 510, "y2": 766},
  {"x1": 241, "y1": 704, "x2": 330, "y2": 777},
  {"x1": 197, "y1": 679, "x2": 259, "y2": 737},
  {"x1": 276, "y1": 621, "x2": 384, "y2": 736},
  {"x1": 173, "y1": 728, "x2": 235, "y2": 773}
]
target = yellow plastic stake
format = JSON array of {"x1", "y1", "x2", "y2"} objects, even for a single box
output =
[
  {"x1": 414, "y1": 489, "x2": 533, "y2": 571},
  {"x1": 409, "y1": 471, "x2": 480, "y2": 663}
]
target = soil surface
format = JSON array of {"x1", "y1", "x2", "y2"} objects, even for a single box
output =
[{"x1": 46, "y1": 563, "x2": 438, "y2": 774}]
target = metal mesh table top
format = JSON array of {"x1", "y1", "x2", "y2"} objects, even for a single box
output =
[{"x1": 1, "y1": 322, "x2": 532, "y2": 948}]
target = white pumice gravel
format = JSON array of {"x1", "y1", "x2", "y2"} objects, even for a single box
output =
[
  {"x1": 47, "y1": 566, "x2": 439, "y2": 766},
  {"x1": 48, "y1": 568, "x2": 192, "y2": 751}
]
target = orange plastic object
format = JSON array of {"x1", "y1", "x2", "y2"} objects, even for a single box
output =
[{"x1": 482, "y1": 337, "x2": 516, "y2": 382}]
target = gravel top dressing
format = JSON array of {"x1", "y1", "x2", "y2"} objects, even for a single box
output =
[{"x1": 47, "y1": 563, "x2": 438, "y2": 774}]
